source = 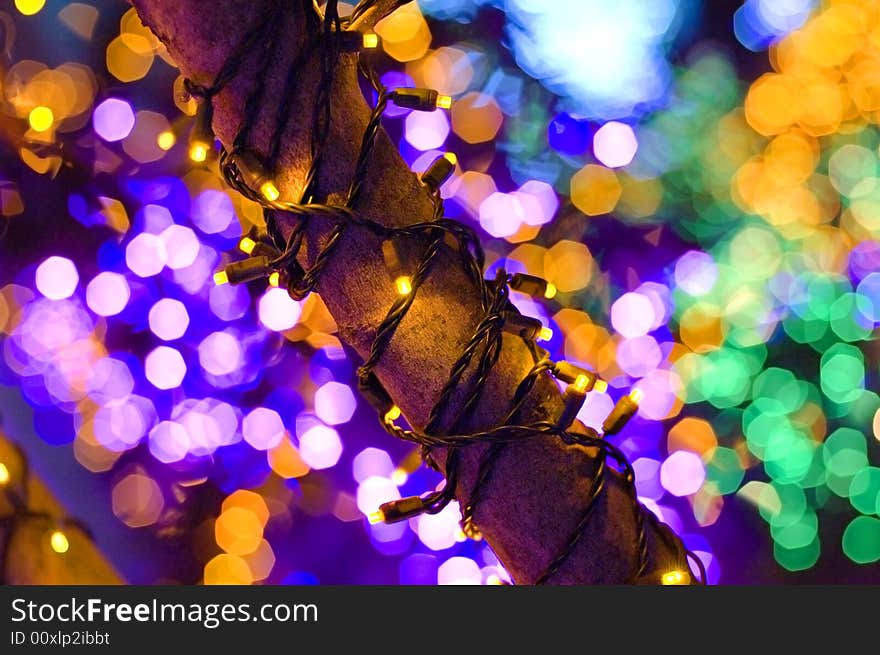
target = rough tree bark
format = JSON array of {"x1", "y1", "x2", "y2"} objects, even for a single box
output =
[{"x1": 132, "y1": 0, "x2": 689, "y2": 584}]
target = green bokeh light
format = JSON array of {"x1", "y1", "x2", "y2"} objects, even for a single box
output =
[
  {"x1": 820, "y1": 343, "x2": 865, "y2": 405},
  {"x1": 705, "y1": 446, "x2": 745, "y2": 495},
  {"x1": 842, "y1": 516, "x2": 880, "y2": 564},
  {"x1": 849, "y1": 467, "x2": 880, "y2": 515},
  {"x1": 774, "y1": 536, "x2": 821, "y2": 572}
]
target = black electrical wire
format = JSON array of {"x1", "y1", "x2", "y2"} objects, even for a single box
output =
[{"x1": 192, "y1": 0, "x2": 704, "y2": 586}]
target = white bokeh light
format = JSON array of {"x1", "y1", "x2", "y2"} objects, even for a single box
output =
[
  {"x1": 35, "y1": 256, "x2": 79, "y2": 300},
  {"x1": 86, "y1": 272, "x2": 130, "y2": 316},
  {"x1": 144, "y1": 346, "x2": 187, "y2": 390},
  {"x1": 148, "y1": 298, "x2": 189, "y2": 340}
]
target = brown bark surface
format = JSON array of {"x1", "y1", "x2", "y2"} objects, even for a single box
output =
[{"x1": 132, "y1": 0, "x2": 688, "y2": 584}]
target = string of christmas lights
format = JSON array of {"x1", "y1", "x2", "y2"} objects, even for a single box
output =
[
  {"x1": 191, "y1": 0, "x2": 705, "y2": 585},
  {"x1": 0, "y1": 440, "x2": 91, "y2": 583}
]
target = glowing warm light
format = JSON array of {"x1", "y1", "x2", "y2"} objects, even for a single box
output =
[
  {"x1": 28, "y1": 106, "x2": 54, "y2": 132},
  {"x1": 50, "y1": 530, "x2": 69, "y2": 554},
  {"x1": 369, "y1": 510, "x2": 385, "y2": 524},
  {"x1": 156, "y1": 130, "x2": 176, "y2": 150},
  {"x1": 436, "y1": 94, "x2": 453, "y2": 109},
  {"x1": 260, "y1": 181, "x2": 280, "y2": 202},
  {"x1": 594, "y1": 380, "x2": 609, "y2": 394},
  {"x1": 395, "y1": 276, "x2": 412, "y2": 295},
  {"x1": 630, "y1": 388, "x2": 644, "y2": 404},
  {"x1": 391, "y1": 468, "x2": 408, "y2": 486},
  {"x1": 443, "y1": 152, "x2": 457, "y2": 166},
  {"x1": 189, "y1": 142, "x2": 208, "y2": 163},
  {"x1": 0, "y1": 463, "x2": 9, "y2": 486},
  {"x1": 239, "y1": 237, "x2": 257, "y2": 254},
  {"x1": 544, "y1": 283, "x2": 558, "y2": 299},
  {"x1": 574, "y1": 374, "x2": 590, "y2": 393},
  {"x1": 662, "y1": 570, "x2": 687, "y2": 585},
  {"x1": 15, "y1": 0, "x2": 46, "y2": 16},
  {"x1": 268, "y1": 272, "x2": 280, "y2": 287},
  {"x1": 363, "y1": 32, "x2": 379, "y2": 49},
  {"x1": 213, "y1": 271, "x2": 229, "y2": 286},
  {"x1": 385, "y1": 405, "x2": 402, "y2": 422},
  {"x1": 538, "y1": 326, "x2": 553, "y2": 342}
]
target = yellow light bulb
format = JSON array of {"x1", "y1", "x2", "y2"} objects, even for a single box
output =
[
  {"x1": 538, "y1": 326, "x2": 553, "y2": 342},
  {"x1": 436, "y1": 95, "x2": 453, "y2": 110},
  {"x1": 391, "y1": 468, "x2": 408, "y2": 486},
  {"x1": 268, "y1": 272, "x2": 280, "y2": 287},
  {"x1": 260, "y1": 181, "x2": 280, "y2": 202},
  {"x1": 368, "y1": 510, "x2": 384, "y2": 525},
  {"x1": 213, "y1": 271, "x2": 229, "y2": 286},
  {"x1": 443, "y1": 152, "x2": 458, "y2": 166},
  {"x1": 544, "y1": 283, "x2": 557, "y2": 299},
  {"x1": 28, "y1": 106, "x2": 54, "y2": 132},
  {"x1": 629, "y1": 388, "x2": 643, "y2": 404},
  {"x1": 0, "y1": 463, "x2": 9, "y2": 485},
  {"x1": 189, "y1": 142, "x2": 208, "y2": 163},
  {"x1": 362, "y1": 33, "x2": 379, "y2": 49},
  {"x1": 573, "y1": 374, "x2": 590, "y2": 394},
  {"x1": 239, "y1": 237, "x2": 256, "y2": 254},
  {"x1": 486, "y1": 574, "x2": 503, "y2": 585},
  {"x1": 156, "y1": 130, "x2": 176, "y2": 150},
  {"x1": 15, "y1": 0, "x2": 46, "y2": 16},
  {"x1": 395, "y1": 276, "x2": 412, "y2": 296},
  {"x1": 594, "y1": 379, "x2": 609, "y2": 394},
  {"x1": 661, "y1": 570, "x2": 687, "y2": 585},
  {"x1": 384, "y1": 405, "x2": 402, "y2": 422},
  {"x1": 50, "y1": 530, "x2": 69, "y2": 554}
]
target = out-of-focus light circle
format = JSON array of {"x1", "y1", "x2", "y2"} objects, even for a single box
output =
[
  {"x1": 503, "y1": 0, "x2": 679, "y2": 119},
  {"x1": 148, "y1": 298, "x2": 189, "y2": 340},
  {"x1": 570, "y1": 164, "x2": 621, "y2": 216},
  {"x1": 35, "y1": 256, "x2": 79, "y2": 300},
  {"x1": 243, "y1": 407, "x2": 285, "y2": 451},
  {"x1": 148, "y1": 420, "x2": 189, "y2": 463},
  {"x1": 299, "y1": 424, "x2": 343, "y2": 470},
  {"x1": 112, "y1": 473, "x2": 164, "y2": 528},
  {"x1": 547, "y1": 112, "x2": 591, "y2": 155},
  {"x1": 28, "y1": 106, "x2": 54, "y2": 132},
  {"x1": 438, "y1": 557, "x2": 481, "y2": 585},
  {"x1": 610, "y1": 292, "x2": 655, "y2": 337},
  {"x1": 204, "y1": 554, "x2": 252, "y2": 585},
  {"x1": 93, "y1": 98, "x2": 136, "y2": 142},
  {"x1": 660, "y1": 450, "x2": 706, "y2": 497},
  {"x1": 125, "y1": 233, "x2": 168, "y2": 277},
  {"x1": 159, "y1": 225, "x2": 200, "y2": 270},
  {"x1": 357, "y1": 476, "x2": 400, "y2": 517},
  {"x1": 517, "y1": 180, "x2": 559, "y2": 226},
  {"x1": 314, "y1": 382, "x2": 357, "y2": 426},
  {"x1": 86, "y1": 272, "x2": 130, "y2": 316},
  {"x1": 415, "y1": 502, "x2": 461, "y2": 550},
  {"x1": 199, "y1": 331, "x2": 242, "y2": 376},
  {"x1": 593, "y1": 121, "x2": 638, "y2": 168},
  {"x1": 144, "y1": 346, "x2": 186, "y2": 390},
  {"x1": 404, "y1": 109, "x2": 450, "y2": 151},
  {"x1": 352, "y1": 448, "x2": 394, "y2": 484},
  {"x1": 258, "y1": 288, "x2": 301, "y2": 332},
  {"x1": 215, "y1": 507, "x2": 264, "y2": 556},
  {"x1": 191, "y1": 190, "x2": 235, "y2": 234},
  {"x1": 15, "y1": 0, "x2": 46, "y2": 15},
  {"x1": 675, "y1": 251, "x2": 718, "y2": 296}
]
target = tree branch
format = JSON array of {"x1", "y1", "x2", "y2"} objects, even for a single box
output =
[{"x1": 131, "y1": 0, "x2": 689, "y2": 584}]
